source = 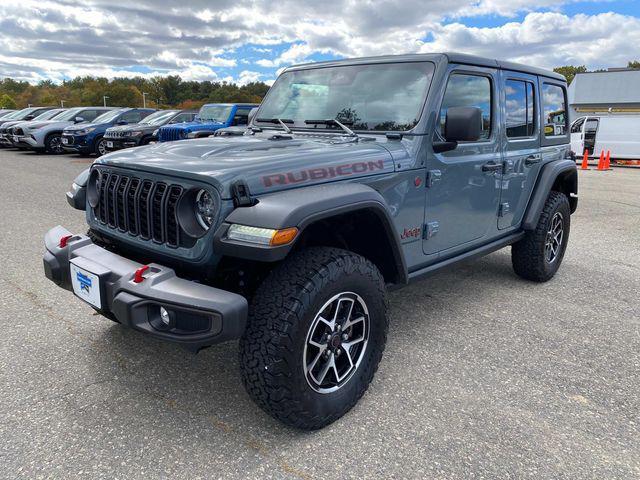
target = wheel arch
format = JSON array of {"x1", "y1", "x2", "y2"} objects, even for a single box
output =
[
  {"x1": 213, "y1": 183, "x2": 408, "y2": 285},
  {"x1": 522, "y1": 159, "x2": 577, "y2": 230}
]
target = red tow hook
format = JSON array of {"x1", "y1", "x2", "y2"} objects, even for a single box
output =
[
  {"x1": 59, "y1": 234, "x2": 73, "y2": 248},
  {"x1": 133, "y1": 265, "x2": 150, "y2": 283}
]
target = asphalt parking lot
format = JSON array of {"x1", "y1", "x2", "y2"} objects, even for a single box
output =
[{"x1": 0, "y1": 148, "x2": 639, "y2": 479}]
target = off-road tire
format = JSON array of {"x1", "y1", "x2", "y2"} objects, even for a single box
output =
[
  {"x1": 239, "y1": 247, "x2": 388, "y2": 430},
  {"x1": 45, "y1": 133, "x2": 64, "y2": 154},
  {"x1": 512, "y1": 191, "x2": 571, "y2": 282}
]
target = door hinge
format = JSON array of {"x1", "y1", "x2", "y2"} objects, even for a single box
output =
[
  {"x1": 498, "y1": 202, "x2": 510, "y2": 217},
  {"x1": 423, "y1": 221, "x2": 439, "y2": 239},
  {"x1": 426, "y1": 169, "x2": 442, "y2": 188}
]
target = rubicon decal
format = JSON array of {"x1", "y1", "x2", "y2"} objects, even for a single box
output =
[{"x1": 262, "y1": 160, "x2": 385, "y2": 187}]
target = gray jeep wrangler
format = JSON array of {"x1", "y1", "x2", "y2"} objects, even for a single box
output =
[{"x1": 44, "y1": 53, "x2": 577, "y2": 430}]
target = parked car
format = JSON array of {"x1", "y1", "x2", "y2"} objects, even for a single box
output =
[
  {"x1": 11, "y1": 107, "x2": 115, "y2": 153},
  {"x1": 61, "y1": 108, "x2": 156, "y2": 156},
  {"x1": 0, "y1": 107, "x2": 60, "y2": 147},
  {"x1": 570, "y1": 114, "x2": 640, "y2": 160},
  {"x1": 5, "y1": 108, "x2": 67, "y2": 149},
  {"x1": 0, "y1": 107, "x2": 56, "y2": 145},
  {"x1": 156, "y1": 103, "x2": 257, "y2": 142},
  {"x1": 0, "y1": 109, "x2": 16, "y2": 118},
  {"x1": 104, "y1": 109, "x2": 197, "y2": 152},
  {"x1": 46, "y1": 53, "x2": 577, "y2": 430}
]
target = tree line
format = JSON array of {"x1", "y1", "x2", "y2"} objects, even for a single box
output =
[
  {"x1": 553, "y1": 60, "x2": 640, "y2": 85},
  {"x1": 0, "y1": 75, "x2": 270, "y2": 110},
  {"x1": 1, "y1": 60, "x2": 639, "y2": 109}
]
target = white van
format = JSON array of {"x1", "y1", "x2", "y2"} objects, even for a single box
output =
[{"x1": 570, "y1": 115, "x2": 640, "y2": 160}]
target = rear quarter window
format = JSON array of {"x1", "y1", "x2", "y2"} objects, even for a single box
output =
[{"x1": 542, "y1": 83, "x2": 568, "y2": 137}]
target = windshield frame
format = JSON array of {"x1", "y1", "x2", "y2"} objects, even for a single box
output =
[
  {"x1": 52, "y1": 107, "x2": 84, "y2": 122},
  {"x1": 254, "y1": 61, "x2": 435, "y2": 135}
]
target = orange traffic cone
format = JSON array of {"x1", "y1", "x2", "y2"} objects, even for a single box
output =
[
  {"x1": 604, "y1": 150, "x2": 611, "y2": 170},
  {"x1": 580, "y1": 150, "x2": 590, "y2": 170},
  {"x1": 597, "y1": 150, "x2": 605, "y2": 171}
]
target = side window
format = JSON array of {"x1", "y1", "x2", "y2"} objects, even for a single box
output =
[
  {"x1": 440, "y1": 74, "x2": 492, "y2": 140},
  {"x1": 542, "y1": 83, "x2": 567, "y2": 137},
  {"x1": 505, "y1": 79, "x2": 536, "y2": 138},
  {"x1": 120, "y1": 111, "x2": 142, "y2": 123},
  {"x1": 570, "y1": 117, "x2": 585, "y2": 134},
  {"x1": 232, "y1": 108, "x2": 251, "y2": 126},
  {"x1": 80, "y1": 110, "x2": 99, "y2": 121}
]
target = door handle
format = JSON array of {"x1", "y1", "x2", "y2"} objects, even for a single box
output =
[
  {"x1": 524, "y1": 155, "x2": 541, "y2": 166},
  {"x1": 481, "y1": 161, "x2": 502, "y2": 172}
]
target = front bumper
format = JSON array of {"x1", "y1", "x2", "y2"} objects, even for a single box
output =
[
  {"x1": 43, "y1": 225, "x2": 248, "y2": 351},
  {"x1": 0, "y1": 133, "x2": 12, "y2": 146},
  {"x1": 103, "y1": 138, "x2": 140, "y2": 151},
  {"x1": 61, "y1": 133, "x2": 90, "y2": 152}
]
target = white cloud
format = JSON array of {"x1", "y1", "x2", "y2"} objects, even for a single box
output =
[{"x1": 0, "y1": 1, "x2": 637, "y2": 84}]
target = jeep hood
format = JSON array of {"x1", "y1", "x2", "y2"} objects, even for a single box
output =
[{"x1": 96, "y1": 135, "x2": 396, "y2": 198}]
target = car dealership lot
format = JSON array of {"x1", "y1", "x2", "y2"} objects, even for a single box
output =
[{"x1": 0, "y1": 149, "x2": 639, "y2": 479}]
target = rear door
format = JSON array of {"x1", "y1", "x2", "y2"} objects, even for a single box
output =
[
  {"x1": 497, "y1": 71, "x2": 541, "y2": 230},
  {"x1": 423, "y1": 65, "x2": 503, "y2": 255}
]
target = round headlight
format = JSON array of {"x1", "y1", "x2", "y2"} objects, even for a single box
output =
[
  {"x1": 195, "y1": 189, "x2": 216, "y2": 229},
  {"x1": 87, "y1": 169, "x2": 101, "y2": 208}
]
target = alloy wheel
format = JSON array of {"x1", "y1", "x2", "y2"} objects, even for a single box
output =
[
  {"x1": 303, "y1": 292, "x2": 369, "y2": 394},
  {"x1": 545, "y1": 212, "x2": 564, "y2": 263}
]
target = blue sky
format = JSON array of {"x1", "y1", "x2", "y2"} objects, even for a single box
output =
[{"x1": 0, "y1": 0, "x2": 638, "y2": 84}]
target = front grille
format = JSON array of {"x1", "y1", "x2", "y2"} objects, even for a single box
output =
[
  {"x1": 104, "y1": 130, "x2": 128, "y2": 138},
  {"x1": 62, "y1": 134, "x2": 75, "y2": 145},
  {"x1": 93, "y1": 170, "x2": 186, "y2": 248},
  {"x1": 158, "y1": 127, "x2": 185, "y2": 142}
]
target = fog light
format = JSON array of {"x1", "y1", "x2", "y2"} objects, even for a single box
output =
[{"x1": 160, "y1": 307, "x2": 171, "y2": 326}]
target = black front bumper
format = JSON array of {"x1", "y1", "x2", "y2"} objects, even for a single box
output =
[{"x1": 43, "y1": 226, "x2": 248, "y2": 351}]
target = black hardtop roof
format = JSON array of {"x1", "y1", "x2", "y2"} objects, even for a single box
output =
[{"x1": 286, "y1": 52, "x2": 565, "y2": 82}]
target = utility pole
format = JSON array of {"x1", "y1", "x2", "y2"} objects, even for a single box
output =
[
  {"x1": 103, "y1": 96, "x2": 109, "y2": 107},
  {"x1": 142, "y1": 92, "x2": 148, "y2": 108}
]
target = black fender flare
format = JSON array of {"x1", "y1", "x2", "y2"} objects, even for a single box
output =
[
  {"x1": 66, "y1": 168, "x2": 89, "y2": 210},
  {"x1": 522, "y1": 159, "x2": 578, "y2": 230},
  {"x1": 213, "y1": 183, "x2": 408, "y2": 283}
]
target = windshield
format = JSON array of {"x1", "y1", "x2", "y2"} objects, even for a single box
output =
[
  {"x1": 8, "y1": 108, "x2": 38, "y2": 120},
  {"x1": 1, "y1": 110, "x2": 21, "y2": 120},
  {"x1": 33, "y1": 109, "x2": 64, "y2": 121},
  {"x1": 92, "y1": 109, "x2": 122, "y2": 124},
  {"x1": 54, "y1": 108, "x2": 84, "y2": 121},
  {"x1": 257, "y1": 62, "x2": 435, "y2": 132},
  {"x1": 198, "y1": 105, "x2": 232, "y2": 122},
  {"x1": 141, "y1": 110, "x2": 178, "y2": 125}
]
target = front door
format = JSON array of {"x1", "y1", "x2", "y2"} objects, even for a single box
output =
[
  {"x1": 497, "y1": 71, "x2": 542, "y2": 230},
  {"x1": 423, "y1": 66, "x2": 502, "y2": 256}
]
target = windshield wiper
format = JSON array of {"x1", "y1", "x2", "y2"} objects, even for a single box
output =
[
  {"x1": 256, "y1": 117, "x2": 293, "y2": 134},
  {"x1": 304, "y1": 118, "x2": 357, "y2": 138}
]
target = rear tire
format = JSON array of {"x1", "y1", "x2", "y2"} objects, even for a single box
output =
[
  {"x1": 512, "y1": 191, "x2": 571, "y2": 282},
  {"x1": 239, "y1": 247, "x2": 388, "y2": 430}
]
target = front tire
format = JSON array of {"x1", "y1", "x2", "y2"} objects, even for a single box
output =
[
  {"x1": 239, "y1": 247, "x2": 388, "y2": 430},
  {"x1": 45, "y1": 133, "x2": 64, "y2": 154},
  {"x1": 94, "y1": 137, "x2": 107, "y2": 156},
  {"x1": 512, "y1": 191, "x2": 571, "y2": 282}
]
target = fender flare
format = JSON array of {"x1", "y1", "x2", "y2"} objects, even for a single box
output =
[
  {"x1": 66, "y1": 168, "x2": 89, "y2": 210},
  {"x1": 213, "y1": 183, "x2": 408, "y2": 283},
  {"x1": 522, "y1": 159, "x2": 577, "y2": 230}
]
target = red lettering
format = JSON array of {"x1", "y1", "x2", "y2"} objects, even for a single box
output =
[{"x1": 263, "y1": 174, "x2": 286, "y2": 187}]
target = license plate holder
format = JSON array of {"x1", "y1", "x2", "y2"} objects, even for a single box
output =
[
  {"x1": 70, "y1": 259, "x2": 108, "y2": 309},
  {"x1": 106, "y1": 141, "x2": 113, "y2": 148},
  {"x1": 61, "y1": 137, "x2": 69, "y2": 144}
]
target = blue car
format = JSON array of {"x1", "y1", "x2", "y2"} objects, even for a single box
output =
[
  {"x1": 157, "y1": 103, "x2": 258, "y2": 142},
  {"x1": 61, "y1": 108, "x2": 155, "y2": 156}
]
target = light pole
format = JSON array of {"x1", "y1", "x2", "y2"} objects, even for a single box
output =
[
  {"x1": 60, "y1": 100, "x2": 65, "y2": 108},
  {"x1": 142, "y1": 92, "x2": 148, "y2": 108},
  {"x1": 28, "y1": 104, "x2": 32, "y2": 107},
  {"x1": 103, "y1": 96, "x2": 109, "y2": 107}
]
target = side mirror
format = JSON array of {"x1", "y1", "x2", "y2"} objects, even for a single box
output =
[
  {"x1": 25, "y1": 114, "x2": 35, "y2": 120},
  {"x1": 433, "y1": 106, "x2": 483, "y2": 153},
  {"x1": 117, "y1": 120, "x2": 127, "y2": 125},
  {"x1": 74, "y1": 116, "x2": 85, "y2": 123},
  {"x1": 247, "y1": 107, "x2": 258, "y2": 125}
]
